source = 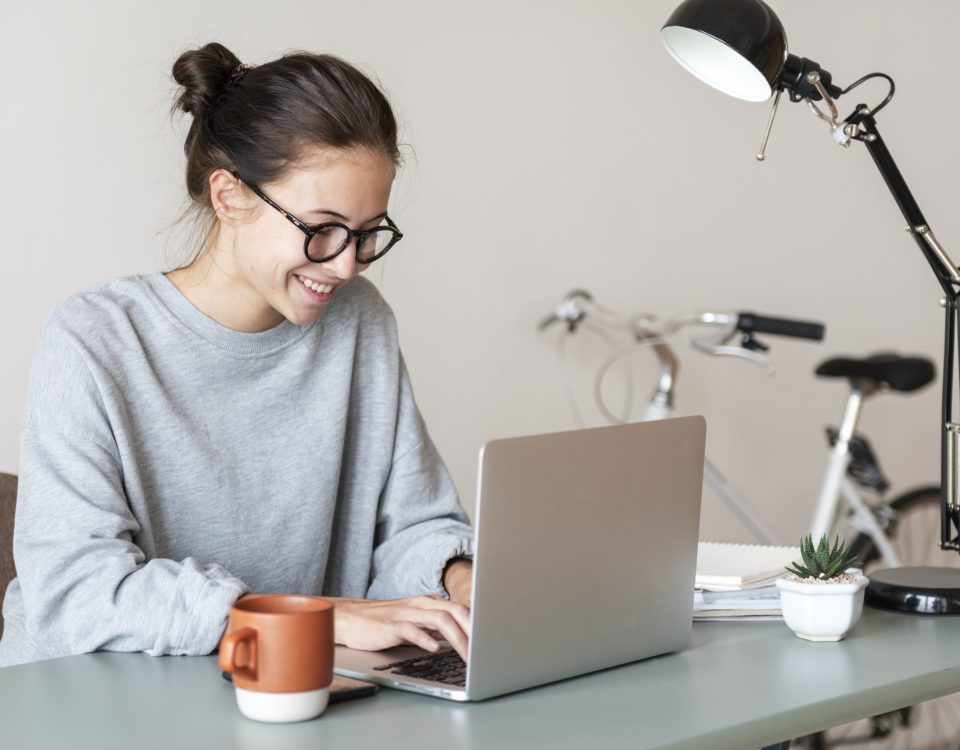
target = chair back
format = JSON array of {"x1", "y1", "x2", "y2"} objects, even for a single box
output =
[{"x1": 0, "y1": 472, "x2": 17, "y2": 636}]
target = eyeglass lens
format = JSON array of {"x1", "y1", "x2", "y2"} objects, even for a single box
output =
[{"x1": 308, "y1": 225, "x2": 396, "y2": 263}]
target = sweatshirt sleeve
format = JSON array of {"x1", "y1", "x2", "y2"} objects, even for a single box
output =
[
  {"x1": 13, "y1": 318, "x2": 249, "y2": 661},
  {"x1": 365, "y1": 358, "x2": 474, "y2": 600}
]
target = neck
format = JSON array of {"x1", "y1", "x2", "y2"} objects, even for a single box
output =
[{"x1": 166, "y1": 226, "x2": 286, "y2": 333}]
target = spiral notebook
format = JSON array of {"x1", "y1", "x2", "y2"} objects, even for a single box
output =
[{"x1": 695, "y1": 541, "x2": 800, "y2": 591}]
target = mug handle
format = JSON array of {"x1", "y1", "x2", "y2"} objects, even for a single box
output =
[{"x1": 219, "y1": 627, "x2": 258, "y2": 681}]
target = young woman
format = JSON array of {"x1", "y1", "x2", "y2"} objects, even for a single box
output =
[{"x1": 0, "y1": 43, "x2": 474, "y2": 667}]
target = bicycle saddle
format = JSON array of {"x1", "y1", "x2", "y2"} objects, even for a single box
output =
[{"x1": 815, "y1": 353, "x2": 935, "y2": 392}]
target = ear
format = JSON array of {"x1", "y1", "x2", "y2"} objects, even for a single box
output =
[{"x1": 208, "y1": 168, "x2": 253, "y2": 225}]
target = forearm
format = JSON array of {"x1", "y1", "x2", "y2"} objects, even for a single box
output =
[
  {"x1": 20, "y1": 552, "x2": 248, "y2": 658},
  {"x1": 366, "y1": 355, "x2": 475, "y2": 598},
  {"x1": 15, "y1": 435, "x2": 249, "y2": 659}
]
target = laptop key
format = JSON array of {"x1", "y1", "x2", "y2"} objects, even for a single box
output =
[{"x1": 377, "y1": 649, "x2": 467, "y2": 685}]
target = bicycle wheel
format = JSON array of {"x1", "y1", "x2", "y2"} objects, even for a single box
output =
[
  {"x1": 850, "y1": 486, "x2": 955, "y2": 571},
  {"x1": 805, "y1": 486, "x2": 960, "y2": 750}
]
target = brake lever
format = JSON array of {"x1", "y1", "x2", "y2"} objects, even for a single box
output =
[
  {"x1": 540, "y1": 291, "x2": 592, "y2": 332},
  {"x1": 689, "y1": 340, "x2": 776, "y2": 374}
]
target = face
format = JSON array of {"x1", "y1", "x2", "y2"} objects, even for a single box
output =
[{"x1": 217, "y1": 146, "x2": 396, "y2": 330}]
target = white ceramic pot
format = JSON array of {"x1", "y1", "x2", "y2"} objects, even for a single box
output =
[{"x1": 775, "y1": 571, "x2": 869, "y2": 642}]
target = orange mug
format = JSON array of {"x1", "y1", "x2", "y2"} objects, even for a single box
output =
[{"x1": 219, "y1": 594, "x2": 335, "y2": 722}]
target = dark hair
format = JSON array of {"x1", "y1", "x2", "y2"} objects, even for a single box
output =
[{"x1": 171, "y1": 42, "x2": 400, "y2": 215}]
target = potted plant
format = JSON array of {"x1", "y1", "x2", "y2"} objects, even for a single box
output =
[{"x1": 776, "y1": 534, "x2": 868, "y2": 642}]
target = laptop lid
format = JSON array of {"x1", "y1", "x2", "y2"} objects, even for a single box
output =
[
  {"x1": 465, "y1": 416, "x2": 705, "y2": 700},
  {"x1": 333, "y1": 416, "x2": 705, "y2": 701}
]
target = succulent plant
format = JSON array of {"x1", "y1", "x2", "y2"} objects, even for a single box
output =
[{"x1": 785, "y1": 534, "x2": 862, "y2": 581}]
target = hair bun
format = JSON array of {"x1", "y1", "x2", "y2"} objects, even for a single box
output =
[{"x1": 172, "y1": 42, "x2": 242, "y2": 118}]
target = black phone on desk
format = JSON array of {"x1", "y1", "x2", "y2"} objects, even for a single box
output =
[
  {"x1": 328, "y1": 674, "x2": 380, "y2": 702},
  {"x1": 220, "y1": 670, "x2": 379, "y2": 703}
]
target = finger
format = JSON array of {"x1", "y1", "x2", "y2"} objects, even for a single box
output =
[
  {"x1": 407, "y1": 598, "x2": 472, "y2": 638},
  {"x1": 447, "y1": 601, "x2": 472, "y2": 634},
  {"x1": 398, "y1": 622, "x2": 440, "y2": 653},
  {"x1": 405, "y1": 609, "x2": 469, "y2": 663}
]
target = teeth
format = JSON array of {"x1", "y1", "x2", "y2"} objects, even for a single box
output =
[{"x1": 298, "y1": 276, "x2": 333, "y2": 294}]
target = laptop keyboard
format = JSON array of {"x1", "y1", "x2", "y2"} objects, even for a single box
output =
[{"x1": 372, "y1": 649, "x2": 467, "y2": 687}]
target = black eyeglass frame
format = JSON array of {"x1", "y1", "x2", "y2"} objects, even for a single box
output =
[{"x1": 231, "y1": 171, "x2": 403, "y2": 264}]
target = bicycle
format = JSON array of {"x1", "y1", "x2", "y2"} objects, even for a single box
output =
[{"x1": 540, "y1": 289, "x2": 959, "y2": 750}]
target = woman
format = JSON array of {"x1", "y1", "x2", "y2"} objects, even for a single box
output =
[{"x1": 0, "y1": 43, "x2": 474, "y2": 667}]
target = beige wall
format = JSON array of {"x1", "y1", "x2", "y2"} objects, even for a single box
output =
[{"x1": 1, "y1": 0, "x2": 952, "y2": 545}]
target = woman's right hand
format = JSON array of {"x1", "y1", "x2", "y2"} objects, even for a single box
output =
[{"x1": 331, "y1": 595, "x2": 472, "y2": 662}]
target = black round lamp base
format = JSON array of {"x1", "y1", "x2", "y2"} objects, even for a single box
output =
[{"x1": 866, "y1": 567, "x2": 960, "y2": 614}]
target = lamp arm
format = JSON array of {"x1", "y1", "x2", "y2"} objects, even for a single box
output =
[
  {"x1": 856, "y1": 113, "x2": 959, "y2": 288},
  {"x1": 853, "y1": 111, "x2": 960, "y2": 552}
]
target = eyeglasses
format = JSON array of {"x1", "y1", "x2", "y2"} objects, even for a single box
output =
[{"x1": 232, "y1": 171, "x2": 403, "y2": 264}]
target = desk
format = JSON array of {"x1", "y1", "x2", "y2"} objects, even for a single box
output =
[{"x1": 2, "y1": 609, "x2": 960, "y2": 750}]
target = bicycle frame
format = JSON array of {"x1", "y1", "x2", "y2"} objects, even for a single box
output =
[
  {"x1": 642, "y1": 337, "x2": 903, "y2": 566},
  {"x1": 810, "y1": 384, "x2": 902, "y2": 566}
]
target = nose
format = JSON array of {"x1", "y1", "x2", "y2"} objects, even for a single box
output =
[{"x1": 325, "y1": 240, "x2": 360, "y2": 281}]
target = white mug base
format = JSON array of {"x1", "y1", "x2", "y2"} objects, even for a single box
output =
[{"x1": 235, "y1": 686, "x2": 330, "y2": 723}]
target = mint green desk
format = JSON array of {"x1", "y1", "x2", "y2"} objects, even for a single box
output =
[{"x1": 3, "y1": 609, "x2": 960, "y2": 750}]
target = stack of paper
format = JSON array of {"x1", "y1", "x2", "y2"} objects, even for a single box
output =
[
  {"x1": 693, "y1": 541, "x2": 801, "y2": 622},
  {"x1": 693, "y1": 585, "x2": 782, "y2": 621}
]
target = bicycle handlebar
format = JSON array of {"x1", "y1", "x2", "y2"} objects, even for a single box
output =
[
  {"x1": 540, "y1": 292, "x2": 827, "y2": 424},
  {"x1": 735, "y1": 312, "x2": 826, "y2": 341},
  {"x1": 539, "y1": 290, "x2": 827, "y2": 353}
]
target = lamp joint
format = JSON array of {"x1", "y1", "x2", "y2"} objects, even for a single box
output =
[{"x1": 947, "y1": 423, "x2": 960, "y2": 510}]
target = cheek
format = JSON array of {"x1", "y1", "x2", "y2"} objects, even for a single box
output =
[{"x1": 240, "y1": 231, "x2": 303, "y2": 287}]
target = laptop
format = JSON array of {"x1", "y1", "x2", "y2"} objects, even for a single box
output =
[{"x1": 334, "y1": 416, "x2": 706, "y2": 701}]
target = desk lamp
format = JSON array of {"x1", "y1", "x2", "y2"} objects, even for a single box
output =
[{"x1": 661, "y1": 0, "x2": 960, "y2": 614}]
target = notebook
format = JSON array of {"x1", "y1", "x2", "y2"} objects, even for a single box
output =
[
  {"x1": 334, "y1": 416, "x2": 706, "y2": 701},
  {"x1": 695, "y1": 541, "x2": 800, "y2": 591}
]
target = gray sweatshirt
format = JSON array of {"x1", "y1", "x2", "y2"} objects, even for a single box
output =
[{"x1": 0, "y1": 273, "x2": 473, "y2": 667}]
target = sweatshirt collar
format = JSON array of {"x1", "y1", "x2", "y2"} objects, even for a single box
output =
[{"x1": 143, "y1": 272, "x2": 319, "y2": 356}]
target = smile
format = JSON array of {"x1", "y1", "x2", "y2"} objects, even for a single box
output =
[{"x1": 295, "y1": 275, "x2": 334, "y2": 294}]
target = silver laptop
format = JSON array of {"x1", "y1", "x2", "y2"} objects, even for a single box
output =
[{"x1": 334, "y1": 416, "x2": 706, "y2": 701}]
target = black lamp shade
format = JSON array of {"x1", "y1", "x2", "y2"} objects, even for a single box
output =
[{"x1": 661, "y1": 0, "x2": 788, "y2": 102}]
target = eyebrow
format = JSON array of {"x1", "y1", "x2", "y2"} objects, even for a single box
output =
[{"x1": 306, "y1": 209, "x2": 388, "y2": 225}]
